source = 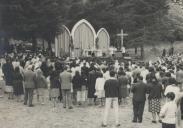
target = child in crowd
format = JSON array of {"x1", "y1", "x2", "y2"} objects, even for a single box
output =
[
  {"x1": 160, "y1": 92, "x2": 177, "y2": 128},
  {"x1": 0, "y1": 63, "x2": 4, "y2": 98}
]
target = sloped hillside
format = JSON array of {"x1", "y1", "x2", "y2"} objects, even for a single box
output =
[{"x1": 141, "y1": 2, "x2": 183, "y2": 61}]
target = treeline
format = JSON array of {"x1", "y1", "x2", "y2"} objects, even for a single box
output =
[{"x1": 0, "y1": 0, "x2": 181, "y2": 49}]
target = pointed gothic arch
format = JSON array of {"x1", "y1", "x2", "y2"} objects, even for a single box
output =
[
  {"x1": 55, "y1": 25, "x2": 71, "y2": 57},
  {"x1": 71, "y1": 19, "x2": 97, "y2": 57},
  {"x1": 96, "y1": 28, "x2": 110, "y2": 51}
]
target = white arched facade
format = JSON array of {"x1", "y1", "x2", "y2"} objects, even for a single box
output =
[
  {"x1": 96, "y1": 28, "x2": 110, "y2": 51},
  {"x1": 55, "y1": 25, "x2": 71, "y2": 57},
  {"x1": 71, "y1": 19, "x2": 97, "y2": 57}
]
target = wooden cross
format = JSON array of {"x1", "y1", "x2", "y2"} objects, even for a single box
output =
[{"x1": 117, "y1": 29, "x2": 128, "y2": 48}]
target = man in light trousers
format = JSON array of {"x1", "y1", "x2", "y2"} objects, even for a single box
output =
[
  {"x1": 60, "y1": 66, "x2": 73, "y2": 109},
  {"x1": 102, "y1": 70, "x2": 120, "y2": 127}
]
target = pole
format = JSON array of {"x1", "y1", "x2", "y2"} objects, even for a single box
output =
[{"x1": 121, "y1": 29, "x2": 123, "y2": 47}]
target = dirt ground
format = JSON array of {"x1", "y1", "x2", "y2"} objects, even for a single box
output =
[{"x1": 1, "y1": 94, "x2": 182, "y2": 128}]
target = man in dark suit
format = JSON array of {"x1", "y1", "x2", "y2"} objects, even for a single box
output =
[
  {"x1": 81, "y1": 62, "x2": 89, "y2": 78},
  {"x1": 23, "y1": 65, "x2": 36, "y2": 107},
  {"x1": 131, "y1": 76, "x2": 147, "y2": 123},
  {"x1": 87, "y1": 67, "x2": 98, "y2": 105},
  {"x1": 176, "y1": 66, "x2": 183, "y2": 120}
]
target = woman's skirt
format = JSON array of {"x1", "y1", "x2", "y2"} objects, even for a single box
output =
[
  {"x1": 148, "y1": 99, "x2": 161, "y2": 113},
  {"x1": 5, "y1": 85, "x2": 13, "y2": 93},
  {"x1": 13, "y1": 84, "x2": 24, "y2": 96},
  {"x1": 50, "y1": 88, "x2": 60, "y2": 98},
  {"x1": 37, "y1": 88, "x2": 47, "y2": 97},
  {"x1": 0, "y1": 80, "x2": 5, "y2": 90},
  {"x1": 77, "y1": 86, "x2": 88, "y2": 102},
  {"x1": 77, "y1": 90, "x2": 88, "y2": 102},
  {"x1": 77, "y1": 90, "x2": 87, "y2": 102},
  {"x1": 94, "y1": 90, "x2": 105, "y2": 98},
  {"x1": 119, "y1": 87, "x2": 128, "y2": 98}
]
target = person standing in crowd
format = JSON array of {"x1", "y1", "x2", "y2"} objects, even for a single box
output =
[
  {"x1": 72, "y1": 71, "x2": 82, "y2": 105},
  {"x1": 103, "y1": 68, "x2": 110, "y2": 80},
  {"x1": 160, "y1": 92, "x2": 177, "y2": 128},
  {"x1": 176, "y1": 65, "x2": 183, "y2": 120},
  {"x1": 164, "y1": 78, "x2": 180, "y2": 101},
  {"x1": 60, "y1": 66, "x2": 73, "y2": 109},
  {"x1": 95, "y1": 73, "x2": 105, "y2": 106},
  {"x1": 102, "y1": 70, "x2": 120, "y2": 127},
  {"x1": 81, "y1": 62, "x2": 89, "y2": 78},
  {"x1": 54, "y1": 60, "x2": 63, "y2": 101},
  {"x1": 0, "y1": 63, "x2": 5, "y2": 97},
  {"x1": 12, "y1": 57, "x2": 20, "y2": 69},
  {"x1": 146, "y1": 67, "x2": 155, "y2": 84},
  {"x1": 40, "y1": 58, "x2": 52, "y2": 78},
  {"x1": 131, "y1": 76, "x2": 147, "y2": 123},
  {"x1": 87, "y1": 67, "x2": 98, "y2": 105},
  {"x1": 126, "y1": 68, "x2": 133, "y2": 95},
  {"x1": 132, "y1": 66, "x2": 141, "y2": 83},
  {"x1": 169, "y1": 46, "x2": 174, "y2": 56},
  {"x1": 140, "y1": 65, "x2": 149, "y2": 84},
  {"x1": 2, "y1": 58, "x2": 14, "y2": 99},
  {"x1": 161, "y1": 72, "x2": 171, "y2": 93},
  {"x1": 79, "y1": 71, "x2": 88, "y2": 105},
  {"x1": 181, "y1": 96, "x2": 183, "y2": 120},
  {"x1": 13, "y1": 67, "x2": 24, "y2": 102},
  {"x1": 118, "y1": 70, "x2": 129, "y2": 105},
  {"x1": 50, "y1": 68, "x2": 61, "y2": 107},
  {"x1": 147, "y1": 76, "x2": 163, "y2": 123},
  {"x1": 162, "y1": 49, "x2": 166, "y2": 57},
  {"x1": 23, "y1": 65, "x2": 36, "y2": 107},
  {"x1": 35, "y1": 69, "x2": 47, "y2": 105}
]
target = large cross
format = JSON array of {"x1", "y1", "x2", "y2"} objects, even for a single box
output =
[{"x1": 117, "y1": 29, "x2": 128, "y2": 48}]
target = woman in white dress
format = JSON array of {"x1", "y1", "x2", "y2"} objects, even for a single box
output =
[{"x1": 95, "y1": 73, "x2": 105, "y2": 106}]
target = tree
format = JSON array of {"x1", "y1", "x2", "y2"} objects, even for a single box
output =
[
  {"x1": 66, "y1": 0, "x2": 169, "y2": 46},
  {"x1": 66, "y1": 0, "x2": 169, "y2": 58},
  {"x1": 0, "y1": 0, "x2": 173, "y2": 57},
  {"x1": 1, "y1": 0, "x2": 66, "y2": 51}
]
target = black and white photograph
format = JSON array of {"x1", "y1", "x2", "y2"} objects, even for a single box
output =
[{"x1": 0, "y1": 0, "x2": 183, "y2": 128}]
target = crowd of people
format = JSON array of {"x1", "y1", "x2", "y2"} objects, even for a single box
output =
[
  {"x1": 0, "y1": 51, "x2": 183, "y2": 128},
  {"x1": 172, "y1": 0, "x2": 183, "y2": 4}
]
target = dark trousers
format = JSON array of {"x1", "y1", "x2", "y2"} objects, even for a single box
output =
[
  {"x1": 24, "y1": 88, "x2": 34, "y2": 105},
  {"x1": 162, "y1": 123, "x2": 176, "y2": 128},
  {"x1": 133, "y1": 100, "x2": 145, "y2": 122},
  {"x1": 181, "y1": 98, "x2": 183, "y2": 119}
]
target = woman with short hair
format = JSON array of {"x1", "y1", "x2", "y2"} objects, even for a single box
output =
[
  {"x1": 2, "y1": 58, "x2": 14, "y2": 99},
  {"x1": 35, "y1": 69, "x2": 47, "y2": 105},
  {"x1": 72, "y1": 71, "x2": 82, "y2": 105},
  {"x1": 13, "y1": 67, "x2": 24, "y2": 102},
  {"x1": 50, "y1": 69, "x2": 61, "y2": 107}
]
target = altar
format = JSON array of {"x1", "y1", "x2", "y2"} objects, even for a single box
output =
[{"x1": 83, "y1": 49, "x2": 103, "y2": 57}]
